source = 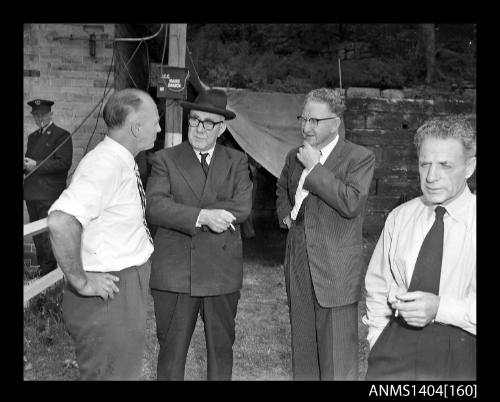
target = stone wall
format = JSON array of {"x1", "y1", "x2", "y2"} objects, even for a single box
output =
[{"x1": 343, "y1": 87, "x2": 475, "y2": 237}]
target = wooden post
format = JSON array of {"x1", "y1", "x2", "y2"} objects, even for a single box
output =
[{"x1": 164, "y1": 23, "x2": 186, "y2": 148}]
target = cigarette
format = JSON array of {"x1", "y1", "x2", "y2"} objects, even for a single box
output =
[
  {"x1": 229, "y1": 223, "x2": 235, "y2": 231},
  {"x1": 395, "y1": 309, "x2": 399, "y2": 317}
]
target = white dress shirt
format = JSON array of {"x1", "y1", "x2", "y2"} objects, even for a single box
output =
[
  {"x1": 49, "y1": 136, "x2": 154, "y2": 272},
  {"x1": 290, "y1": 135, "x2": 339, "y2": 220},
  {"x1": 194, "y1": 146, "x2": 215, "y2": 165},
  {"x1": 362, "y1": 186, "x2": 476, "y2": 348}
]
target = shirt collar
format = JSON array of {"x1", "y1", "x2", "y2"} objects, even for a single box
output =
[
  {"x1": 102, "y1": 135, "x2": 136, "y2": 170},
  {"x1": 319, "y1": 134, "x2": 339, "y2": 164},
  {"x1": 424, "y1": 185, "x2": 475, "y2": 229},
  {"x1": 441, "y1": 185, "x2": 475, "y2": 228},
  {"x1": 194, "y1": 145, "x2": 216, "y2": 161}
]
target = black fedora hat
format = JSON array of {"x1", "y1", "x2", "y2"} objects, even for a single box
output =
[{"x1": 180, "y1": 89, "x2": 236, "y2": 120}]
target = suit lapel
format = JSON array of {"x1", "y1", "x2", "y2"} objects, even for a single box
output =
[
  {"x1": 322, "y1": 137, "x2": 346, "y2": 173},
  {"x1": 174, "y1": 142, "x2": 206, "y2": 201}
]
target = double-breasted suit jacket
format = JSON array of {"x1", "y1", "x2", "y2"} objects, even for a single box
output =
[
  {"x1": 276, "y1": 137, "x2": 375, "y2": 307},
  {"x1": 24, "y1": 123, "x2": 73, "y2": 200},
  {"x1": 146, "y1": 141, "x2": 253, "y2": 296}
]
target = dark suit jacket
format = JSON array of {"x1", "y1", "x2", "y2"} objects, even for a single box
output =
[
  {"x1": 24, "y1": 123, "x2": 73, "y2": 200},
  {"x1": 146, "y1": 141, "x2": 253, "y2": 296},
  {"x1": 276, "y1": 137, "x2": 375, "y2": 307}
]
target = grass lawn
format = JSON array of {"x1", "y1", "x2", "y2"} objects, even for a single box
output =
[{"x1": 23, "y1": 214, "x2": 375, "y2": 381}]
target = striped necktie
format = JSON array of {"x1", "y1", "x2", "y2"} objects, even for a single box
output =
[{"x1": 134, "y1": 163, "x2": 153, "y2": 245}]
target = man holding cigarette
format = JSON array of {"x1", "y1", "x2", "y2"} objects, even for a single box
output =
[
  {"x1": 363, "y1": 115, "x2": 476, "y2": 380},
  {"x1": 146, "y1": 89, "x2": 253, "y2": 380}
]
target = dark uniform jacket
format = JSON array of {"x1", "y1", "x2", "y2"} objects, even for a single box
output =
[
  {"x1": 146, "y1": 141, "x2": 253, "y2": 296},
  {"x1": 24, "y1": 123, "x2": 73, "y2": 200},
  {"x1": 276, "y1": 138, "x2": 375, "y2": 307}
]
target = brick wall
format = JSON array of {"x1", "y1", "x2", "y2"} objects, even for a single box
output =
[{"x1": 23, "y1": 23, "x2": 116, "y2": 225}]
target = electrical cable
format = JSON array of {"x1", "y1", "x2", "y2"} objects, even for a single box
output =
[
  {"x1": 144, "y1": 40, "x2": 150, "y2": 89},
  {"x1": 83, "y1": 43, "x2": 116, "y2": 155},
  {"x1": 126, "y1": 40, "x2": 144, "y2": 68},
  {"x1": 116, "y1": 45, "x2": 138, "y2": 88},
  {"x1": 114, "y1": 24, "x2": 165, "y2": 42}
]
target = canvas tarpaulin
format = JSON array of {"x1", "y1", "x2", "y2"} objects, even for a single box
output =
[
  {"x1": 224, "y1": 89, "x2": 305, "y2": 178},
  {"x1": 224, "y1": 88, "x2": 344, "y2": 178}
]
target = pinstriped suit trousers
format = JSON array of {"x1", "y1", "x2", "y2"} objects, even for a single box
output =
[{"x1": 285, "y1": 222, "x2": 358, "y2": 381}]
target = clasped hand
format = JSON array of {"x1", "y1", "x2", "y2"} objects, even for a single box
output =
[
  {"x1": 391, "y1": 291, "x2": 440, "y2": 327},
  {"x1": 24, "y1": 157, "x2": 36, "y2": 172},
  {"x1": 297, "y1": 142, "x2": 321, "y2": 170},
  {"x1": 199, "y1": 209, "x2": 236, "y2": 233}
]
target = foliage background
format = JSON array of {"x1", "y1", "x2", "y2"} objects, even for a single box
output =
[{"x1": 186, "y1": 23, "x2": 476, "y2": 93}]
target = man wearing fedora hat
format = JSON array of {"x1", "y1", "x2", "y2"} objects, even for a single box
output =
[
  {"x1": 24, "y1": 99, "x2": 72, "y2": 276},
  {"x1": 146, "y1": 88, "x2": 253, "y2": 380}
]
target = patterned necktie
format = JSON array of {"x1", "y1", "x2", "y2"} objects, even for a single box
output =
[
  {"x1": 408, "y1": 205, "x2": 447, "y2": 294},
  {"x1": 134, "y1": 163, "x2": 153, "y2": 245},
  {"x1": 200, "y1": 152, "x2": 209, "y2": 177}
]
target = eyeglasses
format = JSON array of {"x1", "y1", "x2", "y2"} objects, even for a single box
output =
[
  {"x1": 297, "y1": 116, "x2": 338, "y2": 127},
  {"x1": 188, "y1": 116, "x2": 223, "y2": 131}
]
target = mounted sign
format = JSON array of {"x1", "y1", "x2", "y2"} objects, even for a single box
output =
[{"x1": 157, "y1": 66, "x2": 189, "y2": 100}]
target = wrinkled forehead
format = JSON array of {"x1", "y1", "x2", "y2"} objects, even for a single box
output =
[{"x1": 418, "y1": 136, "x2": 467, "y2": 160}]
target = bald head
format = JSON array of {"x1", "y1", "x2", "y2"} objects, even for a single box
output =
[
  {"x1": 103, "y1": 88, "x2": 152, "y2": 130},
  {"x1": 103, "y1": 88, "x2": 161, "y2": 156}
]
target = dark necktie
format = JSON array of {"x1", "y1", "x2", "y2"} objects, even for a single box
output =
[
  {"x1": 134, "y1": 163, "x2": 153, "y2": 245},
  {"x1": 408, "y1": 206, "x2": 447, "y2": 294},
  {"x1": 200, "y1": 152, "x2": 209, "y2": 177}
]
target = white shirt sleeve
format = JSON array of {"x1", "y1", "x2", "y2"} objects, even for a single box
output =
[
  {"x1": 362, "y1": 211, "x2": 397, "y2": 349},
  {"x1": 49, "y1": 156, "x2": 118, "y2": 228}
]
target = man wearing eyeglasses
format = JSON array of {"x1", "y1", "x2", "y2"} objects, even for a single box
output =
[
  {"x1": 276, "y1": 88, "x2": 375, "y2": 380},
  {"x1": 146, "y1": 88, "x2": 253, "y2": 380}
]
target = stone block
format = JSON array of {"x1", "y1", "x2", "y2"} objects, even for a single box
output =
[
  {"x1": 23, "y1": 69, "x2": 40, "y2": 77},
  {"x1": 381, "y1": 89, "x2": 405, "y2": 99},
  {"x1": 366, "y1": 112, "x2": 402, "y2": 130},
  {"x1": 377, "y1": 179, "x2": 420, "y2": 197},
  {"x1": 347, "y1": 97, "x2": 435, "y2": 115},
  {"x1": 344, "y1": 110, "x2": 366, "y2": 129},
  {"x1": 367, "y1": 195, "x2": 401, "y2": 212},
  {"x1": 346, "y1": 129, "x2": 414, "y2": 146},
  {"x1": 383, "y1": 145, "x2": 417, "y2": 165},
  {"x1": 401, "y1": 113, "x2": 430, "y2": 130},
  {"x1": 433, "y1": 99, "x2": 475, "y2": 115},
  {"x1": 347, "y1": 87, "x2": 381, "y2": 98}
]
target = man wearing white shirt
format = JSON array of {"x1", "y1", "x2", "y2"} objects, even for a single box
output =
[
  {"x1": 276, "y1": 88, "x2": 375, "y2": 380},
  {"x1": 146, "y1": 89, "x2": 252, "y2": 380},
  {"x1": 47, "y1": 88, "x2": 160, "y2": 380},
  {"x1": 363, "y1": 114, "x2": 476, "y2": 380}
]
